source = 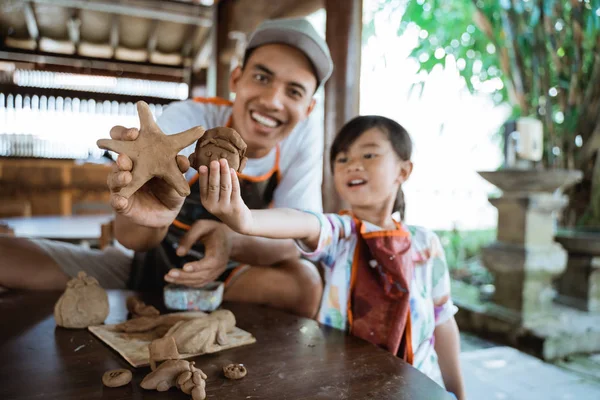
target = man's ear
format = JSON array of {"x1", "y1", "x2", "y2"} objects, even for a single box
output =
[
  {"x1": 306, "y1": 98, "x2": 316, "y2": 117},
  {"x1": 396, "y1": 160, "x2": 413, "y2": 184},
  {"x1": 229, "y1": 66, "x2": 243, "y2": 93}
]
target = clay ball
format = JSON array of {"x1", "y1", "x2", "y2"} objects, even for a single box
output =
[
  {"x1": 54, "y1": 271, "x2": 109, "y2": 329},
  {"x1": 189, "y1": 127, "x2": 248, "y2": 172},
  {"x1": 223, "y1": 363, "x2": 247, "y2": 380},
  {"x1": 102, "y1": 369, "x2": 132, "y2": 387}
]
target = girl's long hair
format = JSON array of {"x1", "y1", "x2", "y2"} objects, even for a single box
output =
[{"x1": 329, "y1": 115, "x2": 412, "y2": 220}]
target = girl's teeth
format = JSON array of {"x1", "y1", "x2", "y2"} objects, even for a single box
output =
[{"x1": 251, "y1": 112, "x2": 277, "y2": 128}]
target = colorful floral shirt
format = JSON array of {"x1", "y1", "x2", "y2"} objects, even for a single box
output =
[{"x1": 297, "y1": 213, "x2": 458, "y2": 386}]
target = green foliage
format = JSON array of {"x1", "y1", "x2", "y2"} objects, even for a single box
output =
[
  {"x1": 435, "y1": 228, "x2": 495, "y2": 284},
  {"x1": 363, "y1": 0, "x2": 600, "y2": 228}
]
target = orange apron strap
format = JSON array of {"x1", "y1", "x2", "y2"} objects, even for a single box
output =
[
  {"x1": 344, "y1": 212, "x2": 362, "y2": 330},
  {"x1": 404, "y1": 309, "x2": 414, "y2": 365},
  {"x1": 192, "y1": 97, "x2": 233, "y2": 107}
]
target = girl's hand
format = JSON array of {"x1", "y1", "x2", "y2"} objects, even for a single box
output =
[{"x1": 199, "y1": 159, "x2": 254, "y2": 235}]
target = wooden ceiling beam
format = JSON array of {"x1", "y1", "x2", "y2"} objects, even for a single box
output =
[
  {"x1": 22, "y1": 3, "x2": 40, "y2": 41},
  {"x1": 109, "y1": 15, "x2": 119, "y2": 55},
  {"x1": 0, "y1": 50, "x2": 186, "y2": 80},
  {"x1": 146, "y1": 20, "x2": 159, "y2": 59},
  {"x1": 227, "y1": 0, "x2": 323, "y2": 37},
  {"x1": 22, "y1": 0, "x2": 212, "y2": 27},
  {"x1": 66, "y1": 10, "x2": 81, "y2": 46}
]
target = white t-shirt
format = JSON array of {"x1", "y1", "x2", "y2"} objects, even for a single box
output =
[{"x1": 157, "y1": 98, "x2": 323, "y2": 212}]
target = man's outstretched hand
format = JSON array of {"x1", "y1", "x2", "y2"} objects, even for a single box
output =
[{"x1": 107, "y1": 125, "x2": 190, "y2": 228}]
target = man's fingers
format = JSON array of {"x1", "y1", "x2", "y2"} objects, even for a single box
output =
[
  {"x1": 164, "y1": 265, "x2": 219, "y2": 287},
  {"x1": 177, "y1": 220, "x2": 209, "y2": 256},
  {"x1": 219, "y1": 159, "x2": 232, "y2": 202},
  {"x1": 110, "y1": 194, "x2": 129, "y2": 213},
  {"x1": 116, "y1": 154, "x2": 133, "y2": 171},
  {"x1": 176, "y1": 155, "x2": 190, "y2": 173},
  {"x1": 110, "y1": 126, "x2": 139, "y2": 141},
  {"x1": 107, "y1": 170, "x2": 132, "y2": 192}
]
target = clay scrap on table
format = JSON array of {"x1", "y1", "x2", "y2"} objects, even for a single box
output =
[
  {"x1": 54, "y1": 271, "x2": 109, "y2": 329},
  {"x1": 127, "y1": 296, "x2": 160, "y2": 318},
  {"x1": 142, "y1": 337, "x2": 208, "y2": 400},
  {"x1": 165, "y1": 309, "x2": 236, "y2": 354},
  {"x1": 223, "y1": 363, "x2": 247, "y2": 380},
  {"x1": 189, "y1": 127, "x2": 248, "y2": 172},
  {"x1": 141, "y1": 359, "x2": 207, "y2": 400},
  {"x1": 148, "y1": 336, "x2": 180, "y2": 371},
  {"x1": 97, "y1": 100, "x2": 205, "y2": 199},
  {"x1": 102, "y1": 369, "x2": 132, "y2": 387}
]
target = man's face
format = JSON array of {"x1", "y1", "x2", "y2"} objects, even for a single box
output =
[{"x1": 229, "y1": 44, "x2": 317, "y2": 158}]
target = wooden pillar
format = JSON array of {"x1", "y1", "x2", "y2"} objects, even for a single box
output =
[
  {"x1": 323, "y1": 0, "x2": 362, "y2": 212},
  {"x1": 216, "y1": 0, "x2": 234, "y2": 99}
]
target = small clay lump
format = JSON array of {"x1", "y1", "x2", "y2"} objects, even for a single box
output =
[
  {"x1": 102, "y1": 369, "x2": 132, "y2": 387},
  {"x1": 223, "y1": 363, "x2": 247, "y2": 380}
]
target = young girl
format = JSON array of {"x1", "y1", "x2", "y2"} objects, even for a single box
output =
[{"x1": 197, "y1": 115, "x2": 466, "y2": 399}]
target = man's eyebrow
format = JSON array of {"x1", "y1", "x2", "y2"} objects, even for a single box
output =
[
  {"x1": 253, "y1": 64, "x2": 274, "y2": 76},
  {"x1": 252, "y1": 63, "x2": 308, "y2": 95}
]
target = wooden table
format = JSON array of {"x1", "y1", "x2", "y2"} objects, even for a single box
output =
[
  {"x1": 0, "y1": 290, "x2": 451, "y2": 400},
  {"x1": 0, "y1": 214, "x2": 113, "y2": 243}
]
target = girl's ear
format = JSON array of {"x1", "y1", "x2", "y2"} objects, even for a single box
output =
[{"x1": 396, "y1": 160, "x2": 413, "y2": 184}]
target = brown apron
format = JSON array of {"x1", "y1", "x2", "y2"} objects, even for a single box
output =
[
  {"x1": 344, "y1": 211, "x2": 414, "y2": 363},
  {"x1": 128, "y1": 102, "x2": 281, "y2": 290}
]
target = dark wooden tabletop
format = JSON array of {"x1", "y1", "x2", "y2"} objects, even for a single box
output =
[{"x1": 0, "y1": 290, "x2": 451, "y2": 400}]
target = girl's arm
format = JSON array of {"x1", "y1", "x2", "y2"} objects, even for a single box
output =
[
  {"x1": 434, "y1": 317, "x2": 466, "y2": 400},
  {"x1": 198, "y1": 159, "x2": 321, "y2": 250}
]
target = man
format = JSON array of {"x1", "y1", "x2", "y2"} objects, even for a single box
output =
[{"x1": 0, "y1": 18, "x2": 333, "y2": 318}]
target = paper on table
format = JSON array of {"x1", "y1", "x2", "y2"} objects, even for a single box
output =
[{"x1": 88, "y1": 311, "x2": 256, "y2": 368}]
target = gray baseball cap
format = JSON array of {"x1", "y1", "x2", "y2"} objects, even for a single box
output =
[{"x1": 246, "y1": 18, "x2": 334, "y2": 90}]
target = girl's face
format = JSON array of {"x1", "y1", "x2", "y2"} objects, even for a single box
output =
[{"x1": 333, "y1": 127, "x2": 412, "y2": 210}]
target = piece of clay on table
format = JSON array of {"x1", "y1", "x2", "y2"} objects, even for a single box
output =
[
  {"x1": 54, "y1": 271, "x2": 109, "y2": 329},
  {"x1": 164, "y1": 309, "x2": 236, "y2": 354},
  {"x1": 102, "y1": 369, "x2": 132, "y2": 387},
  {"x1": 223, "y1": 363, "x2": 247, "y2": 380},
  {"x1": 148, "y1": 336, "x2": 181, "y2": 371},
  {"x1": 126, "y1": 296, "x2": 160, "y2": 318},
  {"x1": 113, "y1": 313, "x2": 191, "y2": 333},
  {"x1": 141, "y1": 359, "x2": 207, "y2": 400},
  {"x1": 97, "y1": 100, "x2": 205, "y2": 199},
  {"x1": 189, "y1": 127, "x2": 248, "y2": 172}
]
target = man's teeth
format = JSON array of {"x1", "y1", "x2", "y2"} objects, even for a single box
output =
[{"x1": 251, "y1": 112, "x2": 278, "y2": 128}]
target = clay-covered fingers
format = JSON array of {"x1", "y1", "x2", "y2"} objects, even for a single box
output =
[
  {"x1": 107, "y1": 164, "x2": 132, "y2": 193},
  {"x1": 176, "y1": 154, "x2": 190, "y2": 174},
  {"x1": 110, "y1": 125, "x2": 139, "y2": 141}
]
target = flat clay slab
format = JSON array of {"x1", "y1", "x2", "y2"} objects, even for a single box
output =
[{"x1": 88, "y1": 311, "x2": 256, "y2": 368}]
